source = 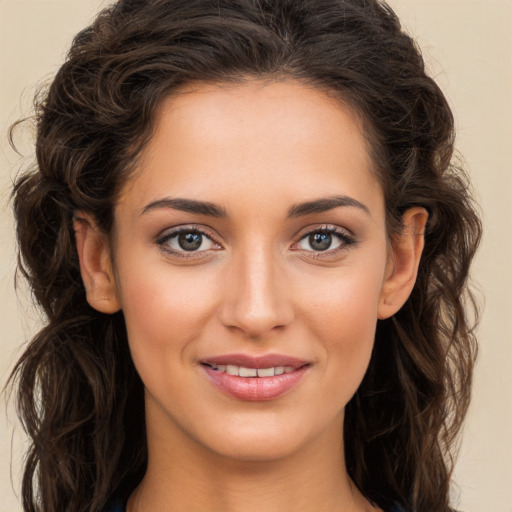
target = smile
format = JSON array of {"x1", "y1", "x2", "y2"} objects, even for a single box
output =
[
  {"x1": 206, "y1": 364, "x2": 296, "y2": 377},
  {"x1": 200, "y1": 354, "x2": 311, "y2": 401}
]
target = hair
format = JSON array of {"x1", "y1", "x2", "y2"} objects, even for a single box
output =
[{"x1": 9, "y1": 1, "x2": 481, "y2": 511}]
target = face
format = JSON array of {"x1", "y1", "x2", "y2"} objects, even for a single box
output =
[{"x1": 101, "y1": 81, "x2": 401, "y2": 462}]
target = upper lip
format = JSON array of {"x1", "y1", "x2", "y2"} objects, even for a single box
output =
[{"x1": 200, "y1": 353, "x2": 310, "y2": 369}]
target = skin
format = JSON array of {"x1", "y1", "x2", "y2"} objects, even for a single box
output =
[{"x1": 75, "y1": 80, "x2": 427, "y2": 512}]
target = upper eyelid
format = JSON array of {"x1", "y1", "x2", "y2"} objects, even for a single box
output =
[
  {"x1": 294, "y1": 224, "x2": 354, "y2": 240},
  {"x1": 156, "y1": 225, "x2": 219, "y2": 242}
]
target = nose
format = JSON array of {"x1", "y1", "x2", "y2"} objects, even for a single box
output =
[{"x1": 218, "y1": 245, "x2": 294, "y2": 339}]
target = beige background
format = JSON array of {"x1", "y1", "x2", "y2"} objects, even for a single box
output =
[{"x1": 1, "y1": 1, "x2": 511, "y2": 511}]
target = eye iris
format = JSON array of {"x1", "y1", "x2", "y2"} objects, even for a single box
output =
[
  {"x1": 309, "y1": 232, "x2": 332, "y2": 251},
  {"x1": 178, "y1": 232, "x2": 202, "y2": 251}
]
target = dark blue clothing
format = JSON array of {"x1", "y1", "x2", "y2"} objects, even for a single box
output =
[
  {"x1": 106, "y1": 500, "x2": 124, "y2": 512},
  {"x1": 105, "y1": 498, "x2": 407, "y2": 511}
]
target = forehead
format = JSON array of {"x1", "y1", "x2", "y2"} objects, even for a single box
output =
[
  {"x1": 147, "y1": 80, "x2": 370, "y2": 166},
  {"x1": 118, "y1": 80, "x2": 383, "y2": 219}
]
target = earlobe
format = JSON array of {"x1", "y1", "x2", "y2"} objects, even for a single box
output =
[
  {"x1": 377, "y1": 207, "x2": 428, "y2": 320},
  {"x1": 73, "y1": 212, "x2": 121, "y2": 314}
]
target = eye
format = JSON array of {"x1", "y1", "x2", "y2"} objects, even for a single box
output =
[
  {"x1": 294, "y1": 226, "x2": 355, "y2": 254},
  {"x1": 299, "y1": 231, "x2": 340, "y2": 252},
  {"x1": 156, "y1": 227, "x2": 220, "y2": 257}
]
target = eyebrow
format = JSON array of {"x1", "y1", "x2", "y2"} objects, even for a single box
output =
[
  {"x1": 141, "y1": 197, "x2": 227, "y2": 217},
  {"x1": 141, "y1": 194, "x2": 370, "y2": 219},
  {"x1": 287, "y1": 195, "x2": 371, "y2": 218}
]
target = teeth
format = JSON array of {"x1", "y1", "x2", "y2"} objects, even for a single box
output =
[
  {"x1": 226, "y1": 364, "x2": 239, "y2": 376},
  {"x1": 257, "y1": 367, "x2": 275, "y2": 377},
  {"x1": 239, "y1": 367, "x2": 258, "y2": 377},
  {"x1": 209, "y1": 364, "x2": 296, "y2": 378}
]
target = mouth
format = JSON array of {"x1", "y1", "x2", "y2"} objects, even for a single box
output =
[{"x1": 200, "y1": 354, "x2": 311, "y2": 401}]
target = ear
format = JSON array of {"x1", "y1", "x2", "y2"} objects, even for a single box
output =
[
  {"x1": 378, "y1": 207, "x2": 429, "y2": 320},
  {"x1": 73, "y1": 212, "x2": 121, "y2": 314}
]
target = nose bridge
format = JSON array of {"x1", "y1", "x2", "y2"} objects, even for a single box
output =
[{"x1": 219, "y1": 241, "x2": 293, "y2": 338}]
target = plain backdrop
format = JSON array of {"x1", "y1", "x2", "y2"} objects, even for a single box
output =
[{"x1": 1, "y1": 1, "x2": 511, "y2": 511}]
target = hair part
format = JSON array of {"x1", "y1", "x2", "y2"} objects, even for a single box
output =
[{"x1": 9, "y1": 1, "x2": 481, "y2": 511}]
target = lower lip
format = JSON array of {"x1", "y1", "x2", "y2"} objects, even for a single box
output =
[{"x1": 202, "y1": 365, "x2": 309, "y2": 401}]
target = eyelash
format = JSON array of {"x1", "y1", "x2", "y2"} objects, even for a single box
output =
[
  {"x1": 155, "y1": 225, "x2": 356, "y2": 260},
  {"x1": 155, "y1": 226, "x2": 221, "y2": 259},
  {"x1": 293, "y1": 225, "x2": 356, "y2": 259}
]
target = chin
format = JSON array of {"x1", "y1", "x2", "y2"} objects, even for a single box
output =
[
  {"x1": 196, "y1": 413, "x2": 336, "y2": 464},
  {"x1": 209, "y1": 434, "x2": 308, "y2": 463}
]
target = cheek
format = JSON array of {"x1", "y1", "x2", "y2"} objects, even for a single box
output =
[
  {"x1": 115, "y1": 258, "x2": 219, "y2": 374},
  {"x1": 299, "y1": 258, "x2": 385, "y2": 336},
  {"x1": 297, "y1": 262, "x2": 386, "y2": 398}
]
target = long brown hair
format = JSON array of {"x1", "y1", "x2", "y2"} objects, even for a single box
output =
[{"x1": 9, "y1": 1, "x2": 481, "y2": 511}]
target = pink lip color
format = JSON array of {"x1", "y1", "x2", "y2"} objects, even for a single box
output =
[{"x1": 200, "y1": 353, "x2": 310, "y2": 401}]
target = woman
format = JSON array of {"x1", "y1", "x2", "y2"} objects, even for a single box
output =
[{"x1": 9, "y1": 0, "x2": 481, "y2": 511}]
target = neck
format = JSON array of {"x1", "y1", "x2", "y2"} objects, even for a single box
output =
[{"x1": 128, "y1": 407, "x2": 377, "y2": 512}]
